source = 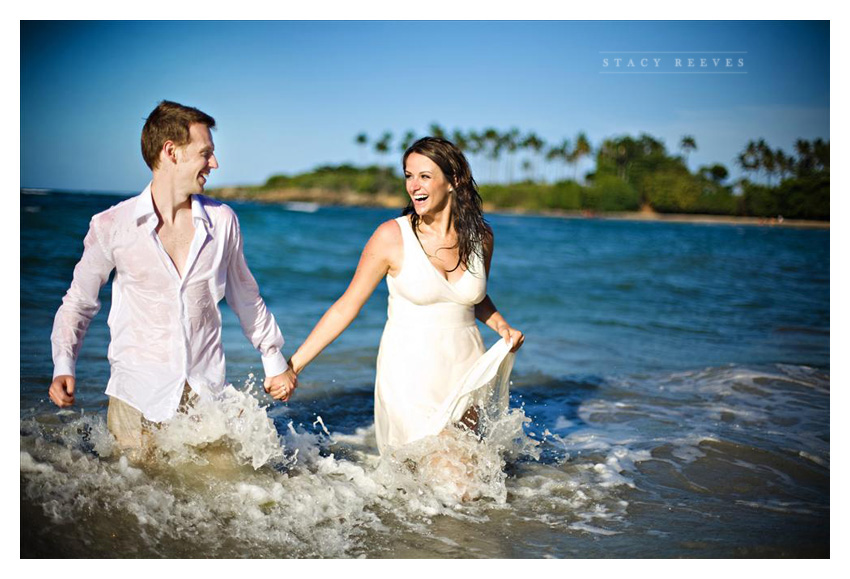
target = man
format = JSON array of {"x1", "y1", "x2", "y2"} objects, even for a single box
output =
[{"x1": 48, "y1": 100, "x2": 296, "y2": 449}]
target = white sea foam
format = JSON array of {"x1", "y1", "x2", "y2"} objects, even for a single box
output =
[
  {"x1": 670, "y1": 443, "x2": 707, "y2": 464},
  {"x1": 569, "y1": 522, "x2": 620, "y2": 536},
  {"x1": 20, "y1": 364, "x2": 829, "y2": 557},
  {"x1": 799, "y1": 450, "x2": 828, "y2": 467},
  {"x1": 20, "y1": 451, "x2": 53, "y2": 474},
  {"x1": 152, "y1": 382, "x2": 284, "y2": 470},
  {"x1": 21, "y1": 385, "x2": 546, "y2": 557},
  {"x1": 553, "y1": 415, "x2": 576, "y2": 430},
  {"x1": 734, "y1": 500, "x2": 815, "y2": 515}
]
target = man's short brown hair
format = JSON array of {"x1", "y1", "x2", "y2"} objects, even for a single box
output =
[{"x1": 141, "y1": 101, "x2": 216, "y2": 170}]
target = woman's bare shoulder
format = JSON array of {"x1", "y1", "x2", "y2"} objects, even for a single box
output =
[
  {"x1": 362, "y1": 218, "x2": 404, "y2": 263},
  {"x1": 366, "y1": 218, "x2": 404, "y2": 272},
  {"x1": 372, "y1": 218, "x2": 403, "y2": 246}
]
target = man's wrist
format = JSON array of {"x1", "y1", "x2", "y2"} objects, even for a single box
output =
[
  {"x1": 261, "y1": 351, "x2": 288, "y2": 377},
  {"x1": 53, "y1": 358, "x2": 76, "y2": 380}
]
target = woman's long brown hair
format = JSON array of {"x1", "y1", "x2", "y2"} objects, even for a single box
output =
[{"x1": 402, "y1": 137, "x2": 489, "y2": 273}]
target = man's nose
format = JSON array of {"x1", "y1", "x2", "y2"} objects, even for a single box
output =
[{"x1": 209, "y1": 154, "x2": 219, "y2": 170}]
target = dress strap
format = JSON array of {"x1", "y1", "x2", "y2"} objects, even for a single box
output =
[
  {"x1": 394, "y1": 215, "x2": 415, "y2": 243},
  {"x1": 394, "y1": 216, "x2": 419, "y2": 261}
]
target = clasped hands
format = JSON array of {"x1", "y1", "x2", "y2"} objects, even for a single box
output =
[{"x1": 264, "y1": 366, "x2": 298, "y2": 401}]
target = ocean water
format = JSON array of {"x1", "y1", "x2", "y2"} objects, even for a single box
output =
[{"x1": 20, "y1": 190, "x2": 829, "y2": 558}]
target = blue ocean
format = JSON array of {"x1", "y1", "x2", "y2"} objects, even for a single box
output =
[{"x1": 20, "y1": 190, "x2": 829, "y2": 558}]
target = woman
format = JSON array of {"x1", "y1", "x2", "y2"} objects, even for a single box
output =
[{"x1": 271, "y1": 137, "x2": 524, "y2": 456}]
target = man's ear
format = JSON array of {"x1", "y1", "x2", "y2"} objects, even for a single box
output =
[{"x1": 162, "y1": 140, "x2": 178, "y2": 165}]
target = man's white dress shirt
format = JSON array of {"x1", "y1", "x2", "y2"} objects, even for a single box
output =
[{"x1": 51, "y1": 184, "x2": 287, "y2": 422}]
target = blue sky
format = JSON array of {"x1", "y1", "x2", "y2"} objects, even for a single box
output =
[{"x1": 20, "y1": 20, "x2": 829, "y2": 192}]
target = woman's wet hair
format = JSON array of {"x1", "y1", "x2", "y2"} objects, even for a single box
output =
[{"x1": 402, "y1": 137, "x2": 489, "y2": 273}]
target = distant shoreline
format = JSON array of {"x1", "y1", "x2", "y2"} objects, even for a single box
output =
[
  {"x1": 210, "y1": 186, "x2": 830, "y2": 230},
  {"x1": 21, "y1": 187, "x2": 826, "y2": 230}
]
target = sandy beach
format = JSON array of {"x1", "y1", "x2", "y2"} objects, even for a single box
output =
[{"x1": 210, "y1": 186, "x2": 829, "y2": 230}]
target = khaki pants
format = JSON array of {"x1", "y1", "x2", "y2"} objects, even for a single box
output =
[{"x1": 107, "y1": 383, "x2": 198, "y2": 450}]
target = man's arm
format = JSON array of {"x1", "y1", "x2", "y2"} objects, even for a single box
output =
[
  {"x1": 223, "y1": 212, "x2": 296, "y2": 399},
  {"x1": 49, "y1": 218, "x2": 115, "y2": 407}
]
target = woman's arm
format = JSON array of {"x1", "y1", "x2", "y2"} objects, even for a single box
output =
[
  {"x1": 474, "y1": 226, "x2": 525, "y2": 352},
  {"x1": 475, "y1": 296, "x2": 524, "y2": 352},
  {"x1": 285, "y1": 220, "x2": 402, "y2": 381}
]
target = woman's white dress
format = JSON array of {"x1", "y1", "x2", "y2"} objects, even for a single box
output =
[{"x1": 374, "y1": 216, "x2": 515, "y2": 455}]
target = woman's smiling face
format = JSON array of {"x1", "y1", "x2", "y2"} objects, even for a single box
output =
[{"x1": 404, "y1": 152, "x2": 453, "y2": 216}]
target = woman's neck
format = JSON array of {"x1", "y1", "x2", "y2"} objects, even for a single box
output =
[{"x1": 417, "y1": 199, "x2": 454, "y2": 238}]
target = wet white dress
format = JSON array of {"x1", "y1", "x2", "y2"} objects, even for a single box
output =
[{"x1": 374, "y1": 216, "x2": 515, "y2": 455}]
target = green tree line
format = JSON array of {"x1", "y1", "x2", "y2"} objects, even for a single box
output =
[{"x1": 260, "y1": 127, "x2": 829, "y2": 220}]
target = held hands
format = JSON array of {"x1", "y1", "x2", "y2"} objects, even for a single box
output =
[
  {"x1": 48, "y1": 375, "x2": 76, "y2": 408},
  {"x1": 264, "y1": 367, "x2": 298, "y2": 401},
  {"x1": 499, "y1": 326, "x2": 525, "y2": 353}
]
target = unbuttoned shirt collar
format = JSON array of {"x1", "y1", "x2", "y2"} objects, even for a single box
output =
[{"x1": 134, "y1": 182, "x2": 212, "y2": 233}]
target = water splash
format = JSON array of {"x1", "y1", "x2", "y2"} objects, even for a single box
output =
[
  {"x1": 20, "y1": 381, "x2": 542, "y2": 557},
  {"x1": 151, "y1": 380, "x2": 285, "y2": 470},
  {"x1": 20, "y1": 364, "x2": 829, "y2": 557}
]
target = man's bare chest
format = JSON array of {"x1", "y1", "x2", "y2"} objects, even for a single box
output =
[{"x1": 156, "y1": 223, "x2": 196, "y2": 278}]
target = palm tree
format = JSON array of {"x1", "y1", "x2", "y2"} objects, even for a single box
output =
[
  {"x1": 680, "y1": 135, "x2": 697, "y2": 166},
  {"x1": 467, "y1": 130, "x2": 483, "y2": 156},
  {"x1": 374, "y1": 131, "x2": 393, "y2": 165},
  {"x1": 774, "y1": 149, "x2": 791, "y2": 182},
  {"x1": 639, "y1": 133, "x2": 666, "y2": 157},
  {"x1": 699, "y1": 163, "x2": 729, "y2": 184},
  {"x1": 482, "y1": 128, "x2": 501, "y2": 182},
  {"x1": 428, "y1": 123, "x2": 446, "y2": 140},
  {"x1": 754, "y1": 139, "x2": 772, "y2": 184},
  {"x1": 571, "y1": 132, "x2": 591, "y2": 182},
  {"x1": 521, "y1": 159, "x2": 534, "y2": 182},
  {"x1": 355, "y1": 132, "x2": 369, "y2": 165},
  {"x1": 503, "y1": 128, "x2": 520, "y2": 183},
  {"x1": 710, "y1": 164, "x2": 729, "y2": 183},
  {"x1": 399, "y1": 130, "x2": 416, "y2": 152},
  {"x1": 452, "y1": 129, "x2": 469, "y2": 153},
  {"x1": 737, "y1": 140, "x2": 760, "y2": 181},
  {"x1": 600, "y1": 137, "x2": 633, "y2": 181},
  {"x1": 761, "y1": 145, "x2": 776, "y2": 187},
  {"x1": 464, "y1": 129, "x2": 484, "y2": 176},
  {"x1": 812, "y1": 138, "x2": 829, "y2": 171},
  {"x1": 521, "y1": 132, "x2": 545, "y2": 182},
  {"x1": 794, "y1": 139, "x2": 813, "y2": 176},
  {"x1": 546, "y1": 140, "x2": 570, "y2": 182}
]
